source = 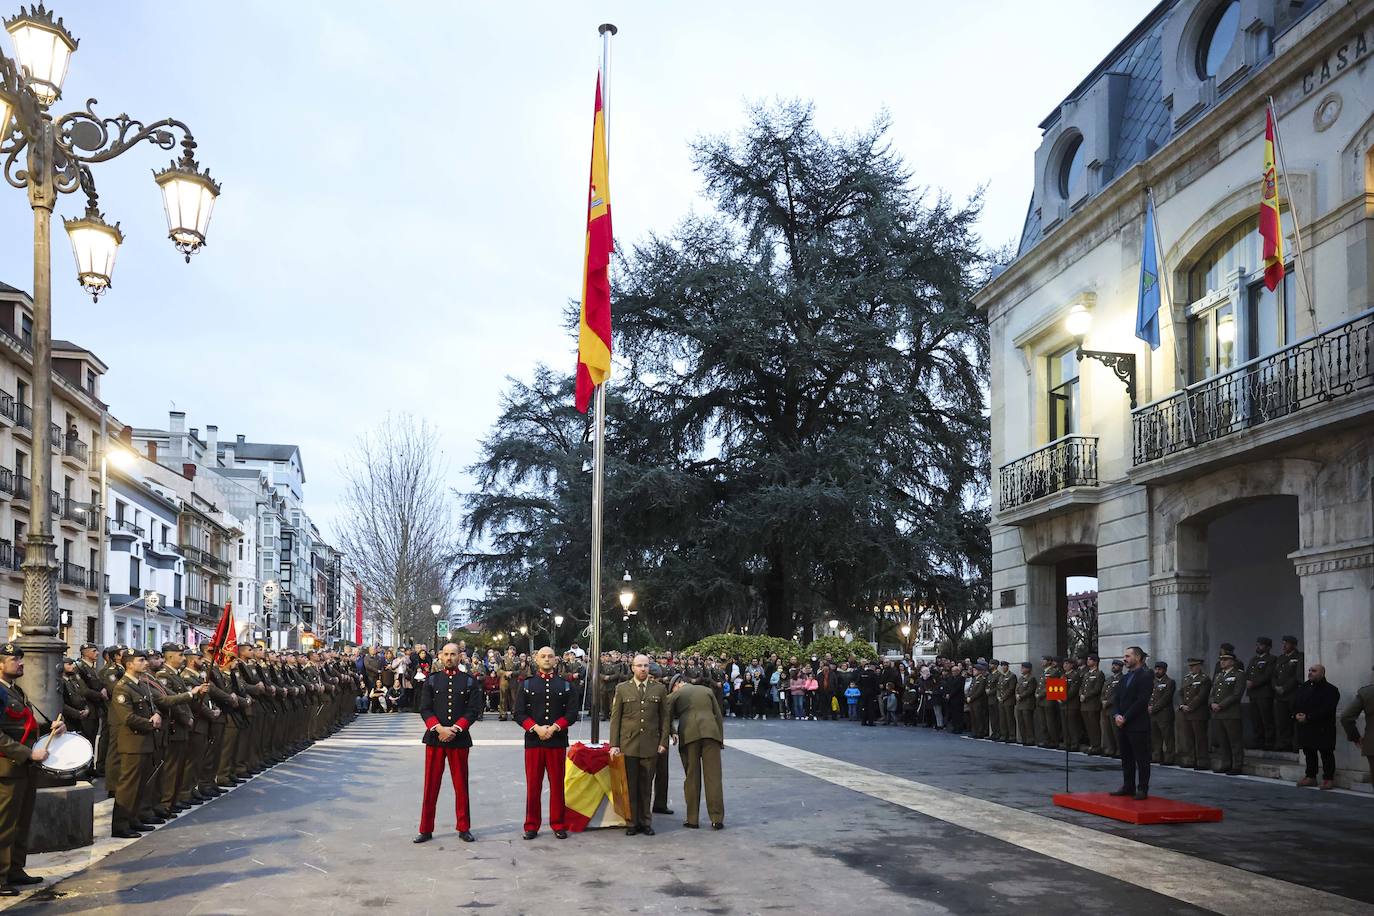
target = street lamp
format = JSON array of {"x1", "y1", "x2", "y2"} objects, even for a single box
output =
[
  {"x1": 552, "y1": 613, "x2": 563, "y2": 653},
  {"x1": 431, "y1": 603, "x2": 441, "y2": 649},
  {"x1": 619, "y1": 571, "x2": 635, "y2": 647},
  {"x1": 1065, "y1": 302, "x2": 1137, "y2": 408},
  {"x1": 1, "y1": 4, "x2": 219, "y2": 732}
]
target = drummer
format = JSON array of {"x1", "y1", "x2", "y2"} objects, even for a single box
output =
[{"x1": 0, "y1": 642, "x2": 65, "y2": 895}]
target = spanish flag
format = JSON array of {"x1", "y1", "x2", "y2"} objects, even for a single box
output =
[
  {"x1": 563, "y1": 741, "x2": 630, "y2": 831},
  {"x1": 1258, "y1": 107, "x2": 1285, "y2": 292},
  {"x1": 574, "y1": 74, "x2": 613, "y2": 414}
]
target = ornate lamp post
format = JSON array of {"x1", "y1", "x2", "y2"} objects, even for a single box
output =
[
  {"x1": 1066, "y1": 303, "x2": 1137, "y2": 408},
  {"x1": 1, "y1": 3, "x2": 219, "y2": 726}
]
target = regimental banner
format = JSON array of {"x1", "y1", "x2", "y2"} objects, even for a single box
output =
[
  {"x1": 1046, "y1": 676, "x2": 1068, "y2": 702},
  {"x1": 354, "y1": 582, "x2": 364, "y2": 646}
]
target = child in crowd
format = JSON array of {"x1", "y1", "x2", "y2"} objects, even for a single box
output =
[{"x1": 845, "y1": 682, "x2": 861, "y2": 719}]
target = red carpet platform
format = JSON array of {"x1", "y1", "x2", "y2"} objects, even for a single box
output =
[{"x1": 1052, "y1": 792, "x2": 1223, "y2": 824}]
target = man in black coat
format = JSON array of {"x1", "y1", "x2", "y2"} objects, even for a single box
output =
[
  {"x1": 1111, "y1": 646, "x2": 1153, "y2": 800},
  {"x1": 855, "y1": 663, "x2": 880, "y2": 727},
  {"x1": 1293, "y1": 663, "x2": 1340, "y2": 789},
  {"x1": 414, "y1": 642, "x2": 485, "y2": 844},
  {"x1": 941, "y1": 666, "x2": 966, "y2": 734}
]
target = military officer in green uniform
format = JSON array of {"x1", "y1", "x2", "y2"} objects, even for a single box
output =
[
  {"x1": 1210, "y1": 651, "x2": 1246, "y2": 774},
  {"x1": 1100, "y1": 659, "x2": 1123, "y2": 758},
  {"x1": 1148, "y1": 661, "x2": 1175, "y2": 764},
  {"x1": 1272, "y1": 635, "x2": 1303, "y2": 752},
  {"x1": 610, "y1": 654, "x2": 670, "y2": 835},
  {"x1": 109, "y1": 649, "x2": 159, "y2": 838},
  {"x1": 153, "y1": 644, "x2": 207, "y2": 813},
  {"x1": 967, "y1": 663, "x2": 989, "y2": 738},
  {"x1": 1245, "y1": 636, "x2": 1276, "y2": 750},
  {"x1": 1062, "y1": 657, "x2": 1084, "y2": 751},
  {"x1": 1340, "y1": 663, "x2": 1374, "y2": 787},
  {"x1": 0, "y1": 643, "x2": 63, "y2": 894},
  {"x1": 996, "y1": 660, "x2": 1016, "y2": 744},
  {"x1": 97, "y1": 645, "x2": 124, "y2": 787},
  {"x1": 1035, "y1": 655, "x2": 1061, "y2": 748},
  {"x1": 1177, "y1": 657, "x2": 1211, "y2": 770},
  {"x1": 666, "y1": 674, "x2": 725, "y2": 829},
  {"x1": 984, "y1": 661, "x2": 1002, "y2": 740},
  {"x1": 598, "y1": 652, "x2": 621, "y2": 721},
  {"x1": 1078, "y1": 654, "x2": 1104, "y2": 755},
  {"x1": 1014, "y1": 662, "x2": 1036, "y2": 745},
  {"x1": 74, "y1": 644, "x2": 106, "y2": 751},
  {"x1": 60, "y1": 658, "x2": 92, "y2": 737},
  {"x1": 178, "y1": 648, "x2": 219, "y2": 803}
]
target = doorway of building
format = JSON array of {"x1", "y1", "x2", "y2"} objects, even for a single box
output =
[{"x1": 1204, "y1": 496, "x2": 1301, "y2": 654}]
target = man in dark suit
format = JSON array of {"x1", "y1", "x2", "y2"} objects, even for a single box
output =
[
  {"x1": 414, "y1": 642, "x2": 485, "y2": 844},
  {"x1": 856, "y1": 662, "x2": 880, "y2": 727},
  {"x1": 1111, "y1": 646, "x2": 1153, "y2": 799}
]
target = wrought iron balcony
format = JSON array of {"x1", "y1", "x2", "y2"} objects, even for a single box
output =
[
  {"x1": 49, "y1": 424, "x2": 62, "y2": 449},
  {"x1": 1133, "y1": 309, "x2": 1374, "y2": 465},
  {"x1": 107, "y1": 517, "x2": 146, "y2": 539},
  {"x1": 59, "y1": 561, "x2": 88, "y2": 588},
  {"x1": 14, "y1": 403, "x2": 31, "y2": 431},
  {"x1": 0, "y1": 468, "x2": 12, "y2": 497},
  {"x1": 0, "y1": 391, "x2": 13, "y2": 424},
  {"x1": 63, "y1": 436, "x2": 88, "y2": 463},
  {"x1": 13, "y1": 475, "x2": 30, "y2": 501},
  {"x1": 998, "y1": 435, "x2": 1099, "y2": 511},
  {"x1": 0, "y1": 541, "x2": 18, "y2": 572}
]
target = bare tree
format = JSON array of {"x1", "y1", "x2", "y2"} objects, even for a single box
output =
[{"x1": 337, "y1": 415, "x2": 455, "y2": 647}]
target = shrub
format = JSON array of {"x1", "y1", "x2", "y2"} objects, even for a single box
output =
[
  {"x1": 680, "y1": 633, "x2": 799, "y2": 660},
  {"x1": 803, "y1": 635, "x2": 879, "y2": 662}
]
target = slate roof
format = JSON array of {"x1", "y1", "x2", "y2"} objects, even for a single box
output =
[{"x1": 1017, "y1": 14, "x2": 1171, "y2": 257}]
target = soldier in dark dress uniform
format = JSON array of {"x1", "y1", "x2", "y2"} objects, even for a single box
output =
[
  {"x1": 0, "y1": 643, "x2": 64, "y2": 894},
  {"x1": 74, "y1": 644, "x2": 106, "y2": 753},
  {"x1": 97, "y1": 645, "x2": 124, "y2": 785},
  {"x1": 414, "y1": 643, "x2": 484, "y2": 844},
  {"x1": 513, "y1": 646, "x2": 579, "y2": 839}
]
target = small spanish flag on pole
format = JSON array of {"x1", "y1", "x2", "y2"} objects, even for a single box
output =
[
  {"x1": 1258, "y1": 105, "x2": 1285, "y2": 292},
  {"x1": 574, "y1": 74, "x2": 613, "y2": 413}
]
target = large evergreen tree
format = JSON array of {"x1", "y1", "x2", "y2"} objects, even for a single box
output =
[{"x1": 459, "y1": 101, "x2": 991, "y2": 642}]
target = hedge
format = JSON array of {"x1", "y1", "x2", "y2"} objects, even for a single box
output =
[
  {"x1": 803, "y1": 635, "x2": 879, "y2": 662},
  {"x1": 679, "y1": 633, "x2": 799, "y2": 660}
]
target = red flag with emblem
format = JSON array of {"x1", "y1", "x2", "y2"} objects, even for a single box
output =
[{"x1": 205, "y1": 600, "x2": 238, "y2": 669}]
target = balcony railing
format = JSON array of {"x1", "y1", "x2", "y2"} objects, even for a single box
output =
[
  {"x1": 59, "y1": 561, "x2": 87, "y2": 588},
  {"x1": 1133, "y1": 309, "x2": 1374, "y2": 465},
  {"x1": 0, "y1": 391, "x2": 13, "y2": 423},
  {"x1": 107, "y1": 517, "x2": 145, "y2": 538},
  {"x1": 0, "y1": 541, "x2": 18, "y2": 572},
  {"x1": 0, "y1": 468, "x2": 12, "y2": 497},
  {"x1": 181, "y1": 544, "x2": 229, "y2": 571},
  {"x1": 998, "y1": 435, "x2": 1099, "y2": 511},
  {"x1": 13, "y1": 475, "x2": 29, "y2": 501},
  {"x1": 185, "y1": 596, "x2": 217, "y2": 619},
  {"x1": 49, "y1": 424, "x2": 62, "y2": 449},
  {"x1": 63, "y1": 436, "x2": 87, "y2": 463},
  {"x1": 14, "y1": 403, "x2": 31, "y2": 430},
  {"x1": 59, "y1": 498, "x2": 93, "y2": 527}
]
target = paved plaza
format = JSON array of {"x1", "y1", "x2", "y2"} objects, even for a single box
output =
[{"x1": 5, "y1": 713, "x2": 1372, "y2": 915}]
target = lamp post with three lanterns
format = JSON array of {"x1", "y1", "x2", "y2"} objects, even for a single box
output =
[{"x1": 1, "y1": 2, "x2": 220, "y2": 728}]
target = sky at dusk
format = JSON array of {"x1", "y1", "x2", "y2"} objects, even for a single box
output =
[{"x1": 0, "y1": 0, "x2": 1155, "y2": 544}]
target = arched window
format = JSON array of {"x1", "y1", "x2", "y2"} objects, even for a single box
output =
[
  {"x1": 1058, "y1": 135, "x2": 1085, "y2": 198},
  {"x1": 1197, "y1": 0, "x2": 1240, "y2": 79}
]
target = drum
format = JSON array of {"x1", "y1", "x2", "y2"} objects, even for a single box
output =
[{"x1": 38, "y1": 732, "x2": 93, "y2": 778}]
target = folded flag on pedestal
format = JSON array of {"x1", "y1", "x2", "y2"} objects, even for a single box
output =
[{"x1": 564, "y1": 742, "x2": 630, "y2": 832}]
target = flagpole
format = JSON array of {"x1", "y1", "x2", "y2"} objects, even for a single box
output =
[
  {"x1": 1146, "y1": 187, "x2": 1185, "y2": 392},
  {"x1": 1266, "y1": 97, "x2": 1317, "y2": 333},
  {"x1": 586, "y1": 22, "x2": 617, "y2": 746}
]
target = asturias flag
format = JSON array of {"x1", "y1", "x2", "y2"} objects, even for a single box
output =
[
  {"x1": 1136, "y1": 195, "x2": 1161, "y2": 350},
  {"x1": 1258, "y1": 107, "x2": 1285, "y2": 292},
  {"x1": 574, "y1": 74, "x2": 613, "y2": 413}
]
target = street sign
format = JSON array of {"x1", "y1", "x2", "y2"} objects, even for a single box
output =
[
  {"x1": 262, "y1": 580, "x2": 278, "y2": 600},
  {"x1": 144, "y1": 591, "x2": 160, "y2": 611},
  {"x1": 1046, "y1": 676, "x2": 1068, "y2": 702},
  {"x1": 437, "y1": 619, "x2": 450, "y2": 638}
]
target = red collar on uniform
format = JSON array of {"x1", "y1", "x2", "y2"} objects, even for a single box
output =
[{"x1": 537, "y1": 670, "x2": 554, "y2": 680}]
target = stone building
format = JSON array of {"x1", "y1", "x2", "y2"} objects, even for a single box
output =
[{"x1": 979, "y1": 0, "x2": 1373, "y2": 783}]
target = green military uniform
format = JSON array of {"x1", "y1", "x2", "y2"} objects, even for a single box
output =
[
  {"x1": 1272, "y1": 639, "x2": 1303, "y2": 752},
  {"x1": 1176, "y1": 659, "x2": 1211, "y2": 770},
  {"x1": 967, "y1": 667, "x2": 989, "y2": 738},
  {"x1": 1100, "y1": 665, "x2": 1122, "y2": 757},
  {"x1": 98, "y1": 655, "x2": 123, "y2": 787},
  {"x1": 996, "y1": 663, "x2": 1017, "y2": 744},
  {"x1": 74, "y1": 649, "x2": 106, "y2": 749},
  {"x1": 1062, "y1": 661, "x2": 1084, "y2": 751},
  {"x1": 60, "y1": 667, "x2": 89, "y2": 727},
  {"x1": 1245, "y1": 640, "x2": 1276, "y2": 749},
  {"x1": 1014, "y1": 665, "x2": 1036, "y2": 746},
  {"x1": 666, "y1": 681, "x2": 725, "y2": 828},
  {"x1": 599, "y1": 656, "x2": 623, "y2": 721},
  {"x1": 178, "y1": 656, "x2": 217, "y2": 803},
  {"x1": 1078, "y1": 660, "x2": 1105, "y2": 755},
  {"x1": 151, "y1": 655, "x2": 197, "y2": 813},
  {"x1": 1339, "y1": 666, "x2": 1374, "y2": 786},
  {"x1": 985, "y1": 664, "x2": 1001, "y2": 740},
  {"x1": 610, "y1": 675, "x2": 670, "y2": 831},
  {"x1": 1210, "y1": 655, "x2": 1246, "y2": 774},
  {"x1": 1035, "y1": 657, "x2": 1061, "y2": 747},
  {"x1": 109, "y1": 654, "x2": 158, "y2": 836},
  {"x1": 0, "y1": 645, "x2": 50, "y2": 886},
  {"x1": 1148, "y1": 664, "x2": 1175, "y2": 764}
]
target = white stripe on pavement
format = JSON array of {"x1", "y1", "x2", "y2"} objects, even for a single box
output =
[{"x1": 730, "y1": 739, "x2": 1373, "y2": 916}]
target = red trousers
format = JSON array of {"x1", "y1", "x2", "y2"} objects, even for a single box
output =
[
  {"x1": 523, "y1": 747, "x2": 566, "y2": 833},
  {"x1": 418, "y1": 745, "x2": 471, "y2": 834}
]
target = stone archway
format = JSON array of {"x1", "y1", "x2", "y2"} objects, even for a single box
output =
[{"x1": 1025, "y1": 544, "x2": 1097, "y2": 661}]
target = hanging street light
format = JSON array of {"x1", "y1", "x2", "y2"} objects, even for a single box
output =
[
  {"x1": 153, "y1": 145, "x2": 220, "y2": 261},
  {"x1": 3, "y1": 2, "x2": 76, "y2": 105}
]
